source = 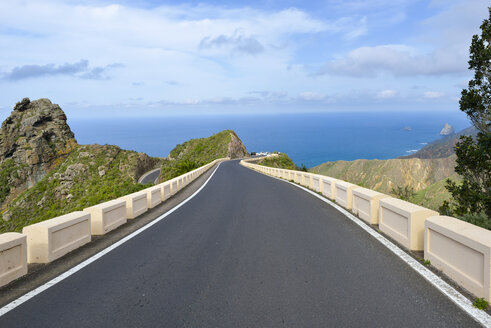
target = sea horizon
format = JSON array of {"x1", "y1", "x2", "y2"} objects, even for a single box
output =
[{"x1": 68, "y1": 110, "x2": 471, "y2": 168}]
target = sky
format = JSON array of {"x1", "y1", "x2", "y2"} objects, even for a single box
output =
[{"x1": 0, "y1": 0, "x2": 489, "y2": 117}]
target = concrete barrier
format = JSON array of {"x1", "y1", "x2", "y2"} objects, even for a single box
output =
[
  {"x1": 312, "y1": 175, "x2": 322, "y2": 193},
  {"x1": 161, "y1": 182, "x2": 172, "y2": 201},
  {"x1": 145, "y1": 186, "x2": 161, "y2": 209},
  {"x1": 352, "y1": 188, "x2": 390, "y2": 225},
  {"x1": 321, "y1": 177, "x2": 337, "y2": 200},
  {"x1": 84, "y1": 199, "x2": 127, "y2": 235},
  {"x1": 239, "y1": 159, "x2": 491, "y2": 301},
  {"x1": 379, "y1": 198, "x2": 438, "y2": 251},
  {"x1": 121, "y1": 191, "x2": 148, "y2": 219},
  {"x1": 0, "y1": 232, "x2": 27, "y2": 287},
  {"x1": 335, "y1": 180, "x2": 358, "y2": 210},
  {"x1": 294, "y1": 172, "x2": 302, "y2": 184},
  {"x1": 284, "y1": 170, "x2": 291, "y2": 180},
  {"x1": 425, "y1": 216, "x2": 491, "y2": 301},
  {"x1": 22, "y1": 211, "x2": 91, "y2": 263},
  {"x1": 302, "y1": 173, "x2": 312, "y2": 188},
  {"x1": 171, "y1": 179, "x2": 178, "y2": 195}
]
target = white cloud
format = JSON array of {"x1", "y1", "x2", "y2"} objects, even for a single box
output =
[
  {"x1": 298, "y1": 92, "x2": 327, "y2": 101},
  {"x1": 376, "y1": 89, "x2": 397, "y2": 99},
  {"x1": 0, "y1": 0, "x2": 485, "y2": 115},
  {"x1": 318, "y1": 44, "x2": 467, "y2": 77},
  {"x1": 423, "y1": 91, "x2": 445, "y2": 99}
]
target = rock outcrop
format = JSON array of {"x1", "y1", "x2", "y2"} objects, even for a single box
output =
[
  {"x1": 0, "y1": 98, "x2": 77, "y2": 189},
  {"x1": 227, "y1": 131, "x2": 249, "y2": 159},
  {"x1": 401, "y1": 126, "x2": 477, "y2": 159},
  {"x1": 440, "y1": 123, "x2": 455, "y2": 136}
]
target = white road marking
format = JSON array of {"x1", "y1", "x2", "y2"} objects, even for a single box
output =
[
  {"x1": 0, "y1": 163, "x2": 222, "y2": 317},
  {"x1": 250, "y1": 167, "x2": 491, "y2": 328}
]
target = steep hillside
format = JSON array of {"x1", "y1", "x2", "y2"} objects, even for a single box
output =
[
  {"x1": 0, "y1": 145, "x2": 159, "y2": 232},
  {"x1": 0, "y1": 98, "x2": 160, "y2": 232},
  {"x1": 409, "y1": 173, "x2": 461, "y2": 211},
  {"x1": 400, "y1": 126, "x2": 477, "y2": 159},
  {"x1": 160, "y1": 130, "x2": 248, "y2": 181},
  {"x1": 310, "y1": 155, "x2": 456, "y2": 195}
]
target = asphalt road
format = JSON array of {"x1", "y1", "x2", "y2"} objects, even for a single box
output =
[
  {"x1": 139, "y1": 168, "x2": 160, "y2": 184},
  {"x1": 0, "y1": 160, "x2": 481, "y2": 327}
]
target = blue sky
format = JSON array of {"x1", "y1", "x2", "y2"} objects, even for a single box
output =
[{"x1": 0, "y1": 0, "x2": 488, "y2": 117}]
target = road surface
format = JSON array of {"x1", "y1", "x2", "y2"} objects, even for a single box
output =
[
  {"x1": 139, "y1": 168, "x2": 160, "y2": 184},
  {"x1": 0, "y1": 160, "x2": 481, "y2": 327}
]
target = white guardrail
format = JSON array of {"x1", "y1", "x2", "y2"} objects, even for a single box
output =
[
  {"x1": 240, "y1": 158, "x2": 491, "y2": 302},
  {"x1": 0, "y1": 158, "x2": 228, "y2": 286}
]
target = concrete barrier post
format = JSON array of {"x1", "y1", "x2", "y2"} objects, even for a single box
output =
[
  {"x1": 171, "y1": 180, "x2": 178, "y2": 195},
  {"x1": 145, "y1": 186, "x2": 162, "y2": 209},
  {"x1": 302, "y1": 173, "x2": 312, "y2": 188},
  {"x1": 312, "y1": 175, "x2": 322, "y2": 193},
  {"x1": 335, "y1": 180, "x2": 359, "y2": 210},
  {"x1": 84, "y1": 199, "x2": 127, "y2": 235},
  {"x1": 295, "y1": 172, "x2": 302, "y2": 184},
  {"x1": 425, "y1": 216, "x2": 491, "y2": 301},
  {"x1": 352, "y1": 188, "x2": 390, "y2": 224},
  {"x1": 0, "y1": 233, "x2": 27, "y2": 287},
  {"x1": 121, "y1": 192, "x2": 148, "y2": 219},
  {"x1": 22, "y1": 211, "x2": 91, "y2": 263},
  {"x1": 161, "y1": 182, "x2": 172, "y2": 201},
  {"x1": 321, "y1": 177, "x2": 337, "y2": 200},
  {"x1": 379, "y1": 198, "x2": 438, "y2": 250}
]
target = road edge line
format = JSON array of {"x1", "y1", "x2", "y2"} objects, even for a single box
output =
[
  {"x1": 0, "y1": 163, "x2": 222, "y2": 317},
  {"x1": 250, "y1": 169, "x2": 491, "y2": 328}
]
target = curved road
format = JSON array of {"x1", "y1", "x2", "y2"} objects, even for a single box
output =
[
  {"x1": 139, "y1": 168, "x2": 160, "y2": 184},
  {"x1": 0, "y1": 160, "x2": 481, "y2": 327}
]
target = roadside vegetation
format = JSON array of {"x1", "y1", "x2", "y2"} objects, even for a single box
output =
[
  {"x1": 0, "y1": 145, "x2": 155, "y2": 233},
  {"x1": 159, "y1": 130, "x2": 244, "y2": 181},
  {"x1": 256, "y1": 153, "x2": 299, "y2": 170},
  {"x1": 440, "y1": 8, "x2": 490, "y2": 230}
]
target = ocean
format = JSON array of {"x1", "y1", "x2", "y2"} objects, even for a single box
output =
[{"x1": 68, "y1": 111, "x2": 471, "y2": 168}]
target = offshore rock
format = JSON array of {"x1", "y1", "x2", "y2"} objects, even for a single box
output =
[{"x1": 440, "y1": 123, "x2": 455, "y2": 136}]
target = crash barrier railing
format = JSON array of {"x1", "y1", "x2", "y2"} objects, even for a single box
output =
[{"x1": 241, "y1": 158, "x2": 491, "y2": 302}]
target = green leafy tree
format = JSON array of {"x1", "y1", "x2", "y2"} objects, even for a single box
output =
[
  {"x1": 441, "y1": 8, "x2": 491, "y2": 228},
  {"x1": 391, "y1": 185, "x2": 416, "y2": 201}
]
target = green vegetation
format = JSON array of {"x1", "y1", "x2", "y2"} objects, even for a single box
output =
[
  {"x1": 391, "y1": 186, "x2": 416, "y2": 201},
  {"x1": 160, "y1": 130, "x2": 235, "y2": 181},
  {"x1": 441, "y1": 9, "x2": 491, "y2": 229},
  {"x1": 256, "y1": 153, "x2": 299, "y2": 170},
  {"x1": 473, "y1": 298, "x2": 489, "y2": 310},
  {"x1": 169, "y1": 130, "x2": 232, "y2": 163},
  {"x1": 409, "y1": 174, "x2": 460, "y2": 212},
  {"x1": 420, "y1": 259, "x2": 431, "y2": 266},
  {"x1": 0, "y1": 145, "x2": 153, "y2": 233},
  {"x1": 299, "y1": 164, "x2": 308, "y2": 172},
  {"x1": 0, "y1": 159, "x2": 27, "y2": 204}
]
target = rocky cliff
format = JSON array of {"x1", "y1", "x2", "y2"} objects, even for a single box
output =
[
  {"x1": 0, "y1": 98, "x2": 77, "y2": 193},
  {"x1": 0, "y1": 98, "x2": 160, "y2": 232}
]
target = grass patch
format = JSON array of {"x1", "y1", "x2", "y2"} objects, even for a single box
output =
[
  {"x1": 473, "y1": 298, "x2": 489, "y2": 310},
  {"x1": 257, "y1": 153, "x2": 298, "y2": 170}
]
